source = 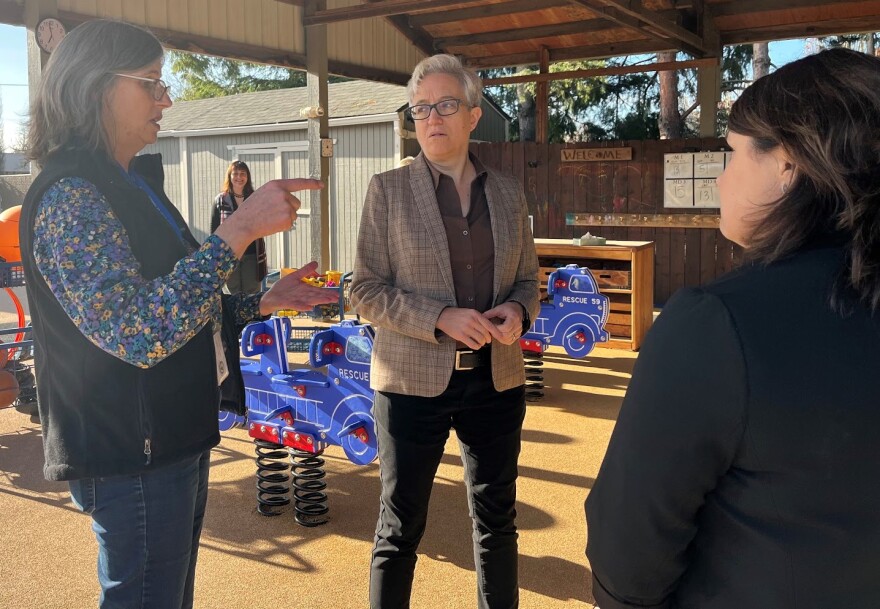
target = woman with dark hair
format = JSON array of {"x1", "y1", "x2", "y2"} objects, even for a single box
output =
[
  {"x1": 211, "y1": 160, "x2": 267, "y2": 294},
  {"x1": 21, "y1": 19, "x2": 335, "y2": 609},
  {"x1": 586, "y1": 47, "x2": 880, "y2": 608}
]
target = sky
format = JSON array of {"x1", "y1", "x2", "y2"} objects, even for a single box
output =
[
  {"x1": 0, "y1": 23, "x2": 809, "y2": 151},
  {"x1": 0, "y1": 24, "x2": 29, "y2": 152}
]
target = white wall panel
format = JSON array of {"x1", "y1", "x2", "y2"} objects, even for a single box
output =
[{"x1": 61, "y1": 0, "x2": 423, "y2": 71}]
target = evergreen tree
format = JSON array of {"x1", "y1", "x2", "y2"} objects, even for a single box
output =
[
  {"x1": 167, "y1": 51, "x2": 350, "y2": 101},
  {"x1": 816, "y1": 33, "x2": 877, "y2": 54},
  {"x1": 480, "y1": 45, "x2": 755, "y2": 142}
]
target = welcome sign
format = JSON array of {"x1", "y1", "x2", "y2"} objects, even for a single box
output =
[{"x1": 561, "y1": 148, "x2": 633, "y2": 162}]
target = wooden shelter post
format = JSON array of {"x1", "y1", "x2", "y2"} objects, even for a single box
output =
[
  {"x1": 25, "y1": 0, "x2": 58, "y2": 156},
  {"x1": 304, "y1": 1, "x2": 332, "y2": 271},
  {"x1": 536, "y1": 47, "x2": 550, "y2": 144},
  {"x1": 697, "y1": 4, "x2": 722, "y2": 138},
  {"x1": 697, "y1": 62, "x2": 721, "y2": 137}
]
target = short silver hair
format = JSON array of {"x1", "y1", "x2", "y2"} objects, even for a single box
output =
[
  {"x1": 406, "y1": 54, "x2": 482, "y2": 108},
  {"x1": 27, "y1": 19, "x2": 164, "y2": 165}
]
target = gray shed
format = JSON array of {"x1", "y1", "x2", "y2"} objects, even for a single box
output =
[{"x1": 144, "y1": 79, "x2": 509, "y2": 273}]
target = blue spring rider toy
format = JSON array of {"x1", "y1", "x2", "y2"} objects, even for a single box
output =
[{"x1": 223, "y1": 317, "x2": 377, "y2": 525}]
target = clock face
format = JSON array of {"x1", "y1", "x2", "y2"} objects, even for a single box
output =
[{"x1": 36, "y1": 18, "x2": 66, "y2": 54}]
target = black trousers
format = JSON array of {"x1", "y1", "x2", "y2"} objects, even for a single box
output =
[{"x1": 370, "y1": 365, "x2": 526, "y2": 609}]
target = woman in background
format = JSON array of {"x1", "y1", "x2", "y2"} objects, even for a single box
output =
[
  {"x1": 586, "y1": 47, "x2": 880, "y2": 608},
  {"x1": 211, "y1": 160, "x2": 267, "y2": 294}
]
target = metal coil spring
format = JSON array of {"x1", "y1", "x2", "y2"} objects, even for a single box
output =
[
  {"x1": 290, "y1": 448, "x2": 329, "y2": 527},
  {"x1": 523, "y1": 350, "x2": 545, "y2": 401},
  {"x1": 255, "y1": 439, "x2": 290, "y2": 517}
]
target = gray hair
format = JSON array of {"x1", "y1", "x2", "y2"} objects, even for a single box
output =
[
  {"x1": 406, "y1": 54, "x2": 482, "y2": 108},
  {"x1": 27, "y1": 19, "x2": 164, "y2": 165}
]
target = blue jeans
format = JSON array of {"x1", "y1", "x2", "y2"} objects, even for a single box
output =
[
  {"x1": 68, "y1": 450, "x2": 211, "y2": 609},
  {"x1": 370, "y1": 365, "x2": 526, "y2": 609}
]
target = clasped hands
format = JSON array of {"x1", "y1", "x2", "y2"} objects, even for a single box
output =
[{"x1": 436, "y1": 302, "x2": 523, "y2": 350}]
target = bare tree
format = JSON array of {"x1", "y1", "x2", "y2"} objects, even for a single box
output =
[
  {"x1": 658, "y1": 51, "x2": 682, "y2": 139},
  {"x1": 866, "y1": 33, "x2": 876, "y2": 56},
  {"x1": 753, "y1": 42, "x2": 771, "y2": 80},
  {"x1": 11, "y1": 128, "x2": 27, "y2": 154}
]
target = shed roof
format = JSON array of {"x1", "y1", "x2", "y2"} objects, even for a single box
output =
[
  {"x1": 159, "y1": 80, "x2": 408, "y2": 131},
  {"x1": 158, "y1": 79, "x2": 509, "y2": 133}
]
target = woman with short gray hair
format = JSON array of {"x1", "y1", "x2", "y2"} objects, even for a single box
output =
[
  {"x1": 353, "y1": 52, "x2": 539, "y2": 609},
  {"x1": 405, "y1": 53, "x2": 483, "y2": 108}
]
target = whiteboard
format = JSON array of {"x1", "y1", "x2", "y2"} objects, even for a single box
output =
[
  {"x1": 694, "y1": 152, "x2": 724, "y2": 178},
  {"x1": 664, "y1": 153, "x2": 693, "y2": 179},
  {"x1": 694, "y1": 179, "x2": 720, "y2": 208},
  {"x1": 664, "y1": 179, "x2": 694, "y2": 208},
  {"x1": 663, "y1": 151, "x2": 726, "y2": 208}
]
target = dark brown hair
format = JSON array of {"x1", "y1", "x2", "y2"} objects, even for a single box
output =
[
  {"x1": 729, "y1": 47, "x2": 880, "y2": 311},
  {"x1": 221, "y1": 160, "x2": 254, "y2": 198}
]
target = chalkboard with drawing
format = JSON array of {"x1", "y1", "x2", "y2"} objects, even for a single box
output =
[{"x1": 663, "y1": 151, "x2": 727, "y2": 208}]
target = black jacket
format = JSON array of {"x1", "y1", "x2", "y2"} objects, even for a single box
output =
[
  {"x1": 586, "y1": 244, "x2": 880, "y2": 608},
  {"x1": 21, "y1": 150, "x2": 222, "y2": 481},
  {"x1": 210, "y1": 192, "x2": 267, "y2": 281}
]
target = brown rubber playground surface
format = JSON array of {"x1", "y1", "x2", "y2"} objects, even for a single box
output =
[{"x1": 0, "y1": 342, "x2": 636, "y2": 609}]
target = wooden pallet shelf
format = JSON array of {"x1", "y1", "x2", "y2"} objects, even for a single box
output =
[{"x1": 534, "y1": 238, "x2": 654, "y2": 351}]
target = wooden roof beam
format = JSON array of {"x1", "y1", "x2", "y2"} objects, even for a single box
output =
[
  {"x1": 693, "y1": 0, "x2": 721, "y2": 54},
  {"x1": 435, "y1": 18, "x2": 613, "y2": 49},
  {"x1": 591, "y1": 0, "x2": 709, "y2": 55},
  {"x1": 722, "y1": 15, "x2": 880, "y2": 45},
  {"x1": 0, "y1": 2, "x2": 24, "y2": 26},
  {"x1": 569, "y1": 1, "x2": 677, "y2": 44},
  {"x1": 410, "y1": 0, "x2": 572, "y2": 27},
  {"x1": 382, "y1": 13, "x2": 437, "y2": 56},
  {"x1": 302, "y1": 0, "x2": 478, "y2": 26},
  {"x1": 572, "y1": 0, "x2": 710, "y2": 57},
  {"x1": 352, "y1": 0, "x2": 441, "y2": 57},
  {"x1": 712, "y1": 0, "x2": 868, "y2": 18},
  {"x1": 465, "y1": 39, "x2": 672, "y2": 69},
  {"x1": 481, "y1": 57, "x2": 718, "y2": 86},
  {"x1": 568, "y1": 0, "x2": 706, "y2": 57}
]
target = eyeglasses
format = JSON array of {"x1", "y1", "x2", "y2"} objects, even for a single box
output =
[
  {"x1": 407, "y1": 98, "x2": 467, "y2": 121},
  {"x1": 113, "y1": 73, "x2": 171, "y2": 101}
]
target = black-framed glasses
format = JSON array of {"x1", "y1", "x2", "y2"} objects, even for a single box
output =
[
  {"x1": 113, "y1": 73, "x2": 171, "y2": 101},
  {"x1": 407, "y1": 98, "x2": 467, "y2": 121}
]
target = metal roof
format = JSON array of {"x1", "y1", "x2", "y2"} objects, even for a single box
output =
[{"x1": 4, "y1": 1, "x2": 880, "y2": 83}]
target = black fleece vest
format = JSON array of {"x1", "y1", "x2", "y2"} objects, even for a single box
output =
[{"x1": 21, "y1": 151, "x2": 220, "y2": 481}]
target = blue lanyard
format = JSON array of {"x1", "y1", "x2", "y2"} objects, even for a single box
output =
[{"x1": 118, "y1": 164, "x2": 187, "y2": 246}]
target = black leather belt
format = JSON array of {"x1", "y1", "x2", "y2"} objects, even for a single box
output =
[{"x1": 454, "y1": 348, "x2": 491, "y2": 371}]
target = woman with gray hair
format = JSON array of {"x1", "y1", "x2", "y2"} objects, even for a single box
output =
[
  {"x1": 352, "y1": 53, "x2": 539, "y2": 608},
  {"x1": 22, "y1": 19, "x2": 335, "y2": 608}
]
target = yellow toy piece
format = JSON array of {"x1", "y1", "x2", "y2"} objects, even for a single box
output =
[{"x1": 274, "y1": 267, "x2": 350, "y2": 318}]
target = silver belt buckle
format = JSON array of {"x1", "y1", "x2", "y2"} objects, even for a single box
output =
[{"x1": 455, "y1": 350, "x2": 475, "y2": 371}]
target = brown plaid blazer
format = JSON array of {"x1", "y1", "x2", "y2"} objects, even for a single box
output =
[{"x1": 351, "y1": 153, "x2": 540, "y2": 397}]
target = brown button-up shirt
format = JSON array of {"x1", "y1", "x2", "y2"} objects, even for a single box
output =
[{"x1": 426, "y1": 154, "x2": 495, "y2": 314}]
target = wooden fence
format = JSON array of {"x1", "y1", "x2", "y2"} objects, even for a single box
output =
[{"x1": 470, "y1": 139, "x2": 744, "y2": 305}]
